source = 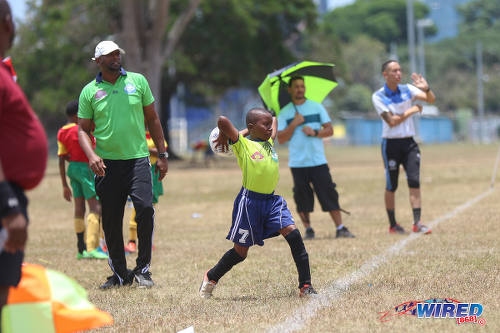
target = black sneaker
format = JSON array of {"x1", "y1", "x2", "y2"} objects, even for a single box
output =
[
  {"x1": 389, "y1": 224, "x2": 406, "y2": 234},
  {"x1": 99, "y1": 271, "x2": 133, "y2": 289},
  {"x1": 134, "y1": 271, "x2": 154, "y2": 288},
  {"x1": 336, "y1": 226, "x2": 355, "y2": 238},
  {"x1": 304, "y1": 227, "x2": 315, "y2": 240},
  {"x1": 299, "y1": 284, "x2": 318, "y2": 297}
]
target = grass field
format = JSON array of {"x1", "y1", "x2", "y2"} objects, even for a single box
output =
[{"x1": 23, "y1": 142, "x2": 499, "y2": 332}]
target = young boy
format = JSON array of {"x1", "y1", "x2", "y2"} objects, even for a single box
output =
[
  {"x1": 199, "y1": 108, "x2": 317, "y2": 298},
  {"x1": 124, "y1": 128, "x2": 167, "y2": 253},
  {"x1": 57, "y1": 100, "x2": 107, "y2": 259}
]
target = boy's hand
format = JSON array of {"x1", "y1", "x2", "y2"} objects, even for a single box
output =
[
  {"x1": 63, "y1": 185, "x2": 72, "y2": 202},
  {"x1": 2, "y1": 213, "x2": 28, "y2": 253},
  {"x1": 215, "y1": 131, "x2": 229, "y2": 152}
]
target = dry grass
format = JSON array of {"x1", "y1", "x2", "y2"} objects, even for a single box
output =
[{"x1": 24, "y1": 143, "x2": 500, "y2": 332}]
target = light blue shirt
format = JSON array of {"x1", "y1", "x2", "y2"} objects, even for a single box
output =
[{"x1": 278, "y1": 99, "x2": 331, "y2": 168}]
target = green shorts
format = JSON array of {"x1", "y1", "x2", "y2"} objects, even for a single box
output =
[
  {"x1": 67, "y1": 161, "x2": 96, "y2": 199},
  {"x1": 151, "y1": 164, "x2": 164, "y2": 204}
]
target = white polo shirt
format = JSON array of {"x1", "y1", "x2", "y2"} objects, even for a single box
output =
[{"x1": 372, "y1": 83, "x2": 422, "y2": 138}]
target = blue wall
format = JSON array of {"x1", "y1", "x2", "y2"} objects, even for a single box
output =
[{"x1": 345, "y1": 117, "x2": 453, "y2": 145}]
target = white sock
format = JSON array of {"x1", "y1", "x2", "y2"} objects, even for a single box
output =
[{"x1": 336, "y1": 224, "x2": 344, "y2": 230}]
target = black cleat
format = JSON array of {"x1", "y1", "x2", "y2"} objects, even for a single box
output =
[
  {"x1": 99, "y1": 270, "x2": 133, "y2": 289},
  {"x1": 134, "y1": 271, "x2": 154, "y2": 288},
  {"x1": 389, "y1": 224, "x2": 407, "y2": 234},
  {"x1": 299, "y1": 284, "x2": 318, "y2": 297},
  {"x1": 304, "y1": 227, "x2": 315, "y2": 240},
  {"x1": 336, "y1": 226, "x2": 355, "y2": 238}
]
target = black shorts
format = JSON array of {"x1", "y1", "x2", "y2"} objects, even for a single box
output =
[
  {"x1": 0, "y1": 182, "x2": 28, "y2": 287},
  {"x1": 381, "y1": 137, "x2": 421, "y2": 192},
  {"x1": 290, "y1": 164, "x2": 340, "y2": 213}
]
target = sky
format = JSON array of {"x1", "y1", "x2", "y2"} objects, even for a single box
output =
[{"x1": 10, "y1": 0, "x2": 27, "y2": 21}]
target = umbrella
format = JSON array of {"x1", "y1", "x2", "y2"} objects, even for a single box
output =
[{"x1": 258, "y1": 61, "x2": 337, "y2": 115}]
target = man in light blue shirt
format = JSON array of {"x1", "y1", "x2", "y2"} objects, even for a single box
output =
[{"x1": 277, "y1": 76, "x2": 354, "y2": 239}]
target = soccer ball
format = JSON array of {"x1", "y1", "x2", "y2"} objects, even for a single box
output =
[{"x1": 209, "y1": 127, "x2": 233, "y2": 156}]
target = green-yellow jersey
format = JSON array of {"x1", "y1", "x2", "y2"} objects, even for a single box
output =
[
  {"x1": 78, "y1": 69, "x2": 154, "y2": 160},
  {"x1": 231, "y1": 134, "x2": 279, "y2": 194}
]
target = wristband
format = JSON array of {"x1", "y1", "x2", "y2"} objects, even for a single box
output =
[
  {"x1": 0, "y1": 181, "x2": 21, "y2": 218},
  {"x1": 314, "y1": 129, "x2": 319, "y2": 137},
  {"x1": 158, "y1": 152, "x2": 168, "y2": 159},
  {"x1": 425, "y1": 86, "x2": 431, "y2": 93}
]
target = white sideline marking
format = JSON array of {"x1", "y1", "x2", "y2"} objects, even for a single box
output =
[{"x1": 267, "y1": 189, "x2": 493, "y2": 333}]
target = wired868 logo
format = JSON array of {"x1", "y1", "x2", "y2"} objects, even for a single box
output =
[{"x1": 379, "y1": 298, "x2": 486, "y2": 326}]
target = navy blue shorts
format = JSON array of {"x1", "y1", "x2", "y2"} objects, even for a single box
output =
[
  {"x1": 226, "y1": 187, "x2": 295, "y2": 247},
  {"x1": 0, "y1": 183, "x2": 28, "y2": 287}
]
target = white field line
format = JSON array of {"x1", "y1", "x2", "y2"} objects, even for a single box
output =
[{"x1": 267, "y1": 188, "x2": 494, "y2": 333}]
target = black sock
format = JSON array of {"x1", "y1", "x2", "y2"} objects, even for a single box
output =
[
  {"x1": 387, "y1": 210, "x2": 397, "y2": 228},
  {"x1": 207, "y1": 248, "x2": 245, "y2": 282},
  {"x1": 76, "y1": 232, "x2": 85, "y2": 253},
  {"x1": 413, "y1": 208, "x2": 421, "y2": 224},
  {"x1": 285, "y1": 229, "x2": 311, "y2": 288}
]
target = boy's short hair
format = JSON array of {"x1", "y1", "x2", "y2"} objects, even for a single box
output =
[
  {"x1": 288, "y1": 76, "x2": 304, "y2": 87},
  {"x1": 65, "y1": 100, "x2": 79, "y2": 116},
  {"x1": 246, "y1": 108, "x2": 271, "y2": 126}
]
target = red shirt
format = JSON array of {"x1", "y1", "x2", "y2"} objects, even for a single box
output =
[
  {"x1": 0, "y1": 61, "x2": 48, "y2": 190},
  {"x1": 57, "y1": 123, "x2": 91, "y2": 162}
]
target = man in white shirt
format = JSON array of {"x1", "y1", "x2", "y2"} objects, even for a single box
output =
[{"x1": 372, "y1": 60, "x2": 436, "y2": 234}]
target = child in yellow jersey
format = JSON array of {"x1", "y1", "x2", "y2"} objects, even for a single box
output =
[
  {"x1": 124, "y1": 130, "x2": 167, "y2": 253},
  {"x1": 199, "y1": 108, "x2": 317, "y2": 298}
]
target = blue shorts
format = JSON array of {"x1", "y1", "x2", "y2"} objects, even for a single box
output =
[{"x1": 226, "y1": 187, "x2": 295, "y2": 247}]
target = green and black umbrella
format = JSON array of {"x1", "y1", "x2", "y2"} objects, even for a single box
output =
[{"x1": 258, "y1": 61, "x2": 338, "y2": 115}]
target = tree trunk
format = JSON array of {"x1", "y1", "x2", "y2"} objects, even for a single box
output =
[{"x1": 118, "y1": 0, "x2": 201, "y2": 158}]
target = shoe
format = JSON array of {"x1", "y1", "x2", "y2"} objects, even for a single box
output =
[
  {"x1": 134, "y1": 271, "x2": 154, "y2": 288},
  {"x1": 336, "y1": 226, "x2": 355, "y2": 238},
  {"x1": 299, "y1": 284, "x2": 318, "y2": 297},
  {"x1": 76, "y1": 250, "x2": 90, "y2": 260},
  {"x1": 304, "y1": 227, "x2": 315, "y2": 240},
  {"x1": 413, "y1": 222, "x2": 431, "y2": 234},
  {"x1": 99, "y1": 271, "x2": 133, "y2": 289},
  {"x1": 87, "y1": 248, "x2": 109, "y2": 259},
  {"x1": 199, "y1": 271, "x2": 217, "y2": 299},
  {"x1": 98, "y1": 245, "x2": 108, "y2": 254},
  {"x1": 389, "y1": 224, "x2": 406, "y2": 234},
  {"x1": 124, "y1": 241, "x2": 137, "y2": 253}
]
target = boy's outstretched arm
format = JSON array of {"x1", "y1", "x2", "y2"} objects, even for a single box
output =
[{"x1": 217, "y1": 116, "x2": 239, "y2": 148}]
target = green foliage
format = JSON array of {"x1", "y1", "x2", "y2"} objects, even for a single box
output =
[
  {"x1": 333, "y1": 83, "x2": 374, "y2": 113},
  {"x1": 11, "y1": 0, "x2": 117, "y2": 129},
  {"x1": 458, "y1": 0, "x2": 500, "y2": 33},
  {"x1": 10, "y1": 0, "x2": 318, "y2": 129},
  {"x1": 175, "y1": 0, "x2": 317, "y2": 96},
  {"x1": 320, "y1": 0, "x2": 430, "y2": 46}
]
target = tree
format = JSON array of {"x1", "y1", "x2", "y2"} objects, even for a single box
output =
[
  {"x1": 11, "y1": 0, "x2": 318, "y2": 142},
  {"x1": 320, "y1": 0, "x2": 431, "y2": 47},
  {"x1": 458, "y1": 0, "x2": 500, "y2": 33}
]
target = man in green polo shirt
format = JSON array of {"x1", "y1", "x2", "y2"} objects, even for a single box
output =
[{"x1": 78, "y1": 40, "x2": 168, "y2": 289}]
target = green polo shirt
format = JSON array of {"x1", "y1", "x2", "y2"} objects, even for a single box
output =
[
  {"x1": 231, "y1": 134, "x2": 279, "y2": 194},
  {"x1": 78, "y1": 69, "x2": 154, "y2": 160}
]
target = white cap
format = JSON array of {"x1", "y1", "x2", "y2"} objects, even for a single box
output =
[{"x1": 92, "y1": 41, "x2": 125, "y2": 61}]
